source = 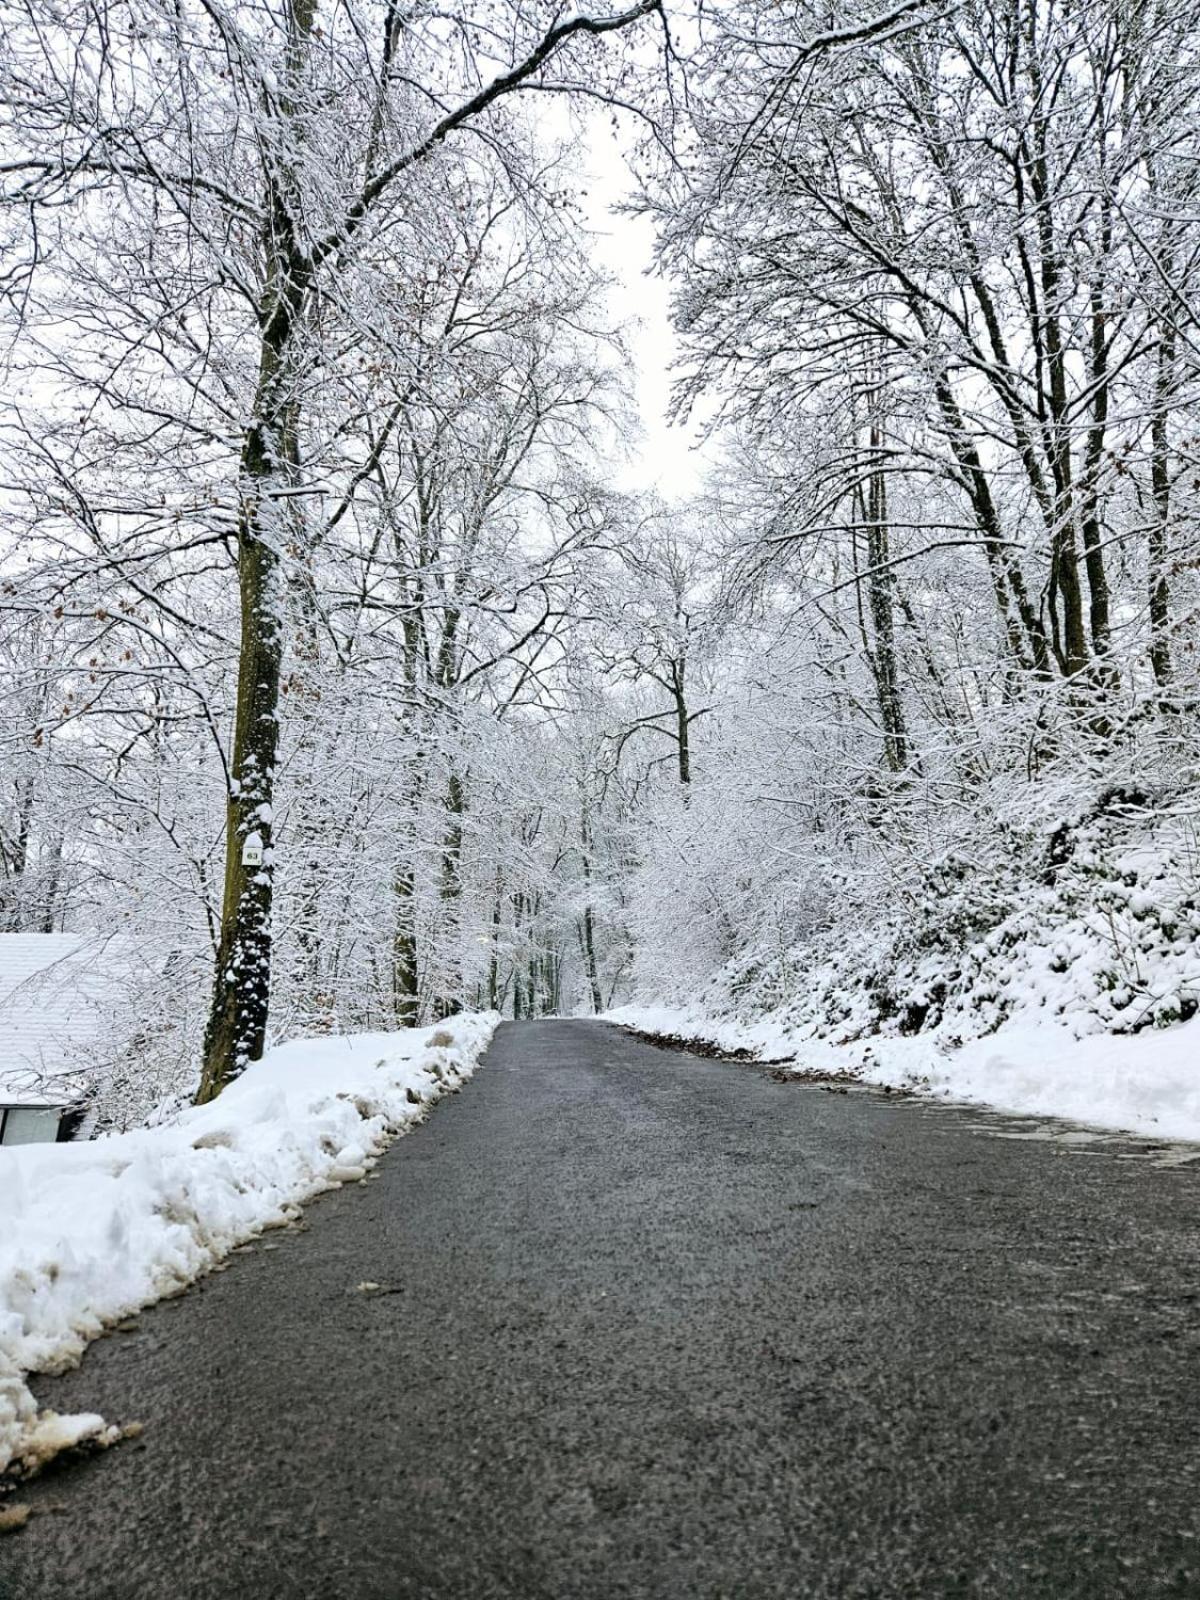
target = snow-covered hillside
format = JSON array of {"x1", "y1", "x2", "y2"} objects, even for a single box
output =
[{"x1": 608, "y1": 786, "x2": 1200, "y2": 1141}]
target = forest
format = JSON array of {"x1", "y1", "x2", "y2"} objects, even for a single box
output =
[{"x1": 2, "y1": 0, "x2": 1199, "y2": 1125}]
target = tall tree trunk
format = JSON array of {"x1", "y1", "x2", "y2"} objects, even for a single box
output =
[
  {"x1": 393, "y1": 855, "x2": 420, "y2": 1026},
  {"x1": 865, "y1": 423, "x2": 908, "y2": 772},
  {"x1": 1023, "y1": 7, "x2": 1088, "y2": 678},
  {"x1": 196, "y1": 453, "x2": 290, "y2": 1100},
  {"x1": 287, "y1": 583, "x2": 333, "y2": 1031},
  {"x1": 512, "y1": 890, "x2": 527, "y2": 1020},
  {"x1": 1, "y1": 776, "x2": 35, "y2": 931},
  {"x1": 197, "y1": 0, "x2": 314, "y2": 1102},
  {"x1": 430, "y1": 767, "x2": 465, "y2": 1020},
  {"x1": 1149, "y1": 320, "x2": 1177, "y2": 688},
  {"x1": 580, "y1": 905, "x2": 602, "y2": 1013},
  {"x1": 37, "y1": 832, "x2": 62, "y2": 934},
  {"x1": 1079, "y1": 209, "x2": 1113, "y2": 659},
  {"x1": 486, "y1": 869, "x2": 504, "y2": 1012},
  {"x1": 670, "y1": 659, "x2": 691, "y2": 788},
  {"x1": 579, "y1": 809, "x2": 603, "y2": 1013}
]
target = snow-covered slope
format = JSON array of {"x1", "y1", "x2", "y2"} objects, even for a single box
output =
[
  {"x1": 607, "y1": 1002, "x2": 1200, "y2": 1143},
  {"x1": 608, "y1": 779, "x2": 1200, "y2": 1143},
  {"x1": 0, "y1": 1014, "x2": 498, "y2": 1478}
]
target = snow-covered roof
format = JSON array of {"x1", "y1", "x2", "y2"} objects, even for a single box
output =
[{"x1": 0, "y1": 934, "x2": 138, "y2": 1108}]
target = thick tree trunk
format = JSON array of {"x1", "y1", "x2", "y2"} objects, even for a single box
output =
[
  {"x1": 542, "y1": 946, "x2": 561, "y2": 1015},
  {"x1": 196, "y1": 0, "x2": 316, "y2": 1103},
  {"x1": 196, "y1": 478, "x2": 288, "y2": 1100},
  {"x1": 197, "y1": 263, "x2": 309, "y2": 1102}
]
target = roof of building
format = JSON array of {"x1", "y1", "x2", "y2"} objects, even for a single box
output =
[{"x1": 0, "y1": 934, "x2": 139, "y2": 1107}]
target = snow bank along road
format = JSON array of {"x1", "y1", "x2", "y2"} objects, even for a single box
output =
[{"x1": 5, "y1": 1020, "x2": 1200, "y2": 1598}]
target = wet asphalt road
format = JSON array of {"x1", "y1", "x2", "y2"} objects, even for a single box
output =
[{"x1": 4, "y1": 1019, "x2": 1200, "y2": 1599}]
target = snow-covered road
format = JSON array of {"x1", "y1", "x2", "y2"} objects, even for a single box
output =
[
  {"x1": 1, "y1": 1015, "x2": 499, "y2": 1479},
  {"x1": 6, "y1": 1019, "x2": 1200, "y2": 1597}
]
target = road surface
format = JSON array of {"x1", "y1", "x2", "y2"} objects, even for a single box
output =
[{"x1": 5, "y1": 1019, "x2": 1200, "y2": 1597}]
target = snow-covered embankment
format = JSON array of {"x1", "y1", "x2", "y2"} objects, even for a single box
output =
[
  {"x1": 0, "y1": 1014, "x2": 498, "y2": 1479},
  {"x1": 607, "y1": 1003, "x2": 1200, "y2": 1143}
]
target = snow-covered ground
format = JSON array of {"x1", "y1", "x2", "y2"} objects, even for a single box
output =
[
  {"x1": 0, "y1": 1014, "x2": 498, "y2": 1479},
  {"x1": 607, "y1": 1003, "x2": 1200, "y2": 1143}
]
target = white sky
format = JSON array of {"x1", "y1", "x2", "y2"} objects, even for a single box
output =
[{"x1": 573, "y1": 117, "x2": 709, "y2": 501}]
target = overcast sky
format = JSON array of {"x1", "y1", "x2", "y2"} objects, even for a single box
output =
[{"x1": 574, "y1": 118, "x2": 708, "y2": 502}]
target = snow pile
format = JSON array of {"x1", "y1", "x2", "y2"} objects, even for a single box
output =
[
  {"x1": 607, "y1": 1001, "x2": 1200, "y2": 1142},
  {"x1": 0, "y1": 1014, "x2": 498, "y2": 1478}
]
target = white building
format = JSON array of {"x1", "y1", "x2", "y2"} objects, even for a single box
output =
[{"x1": 0, "y1": 933, "x2": 126, "y2": 1145}]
